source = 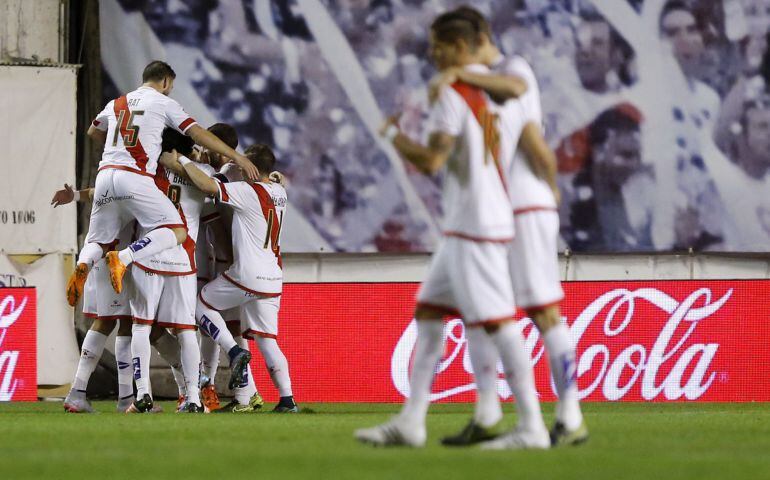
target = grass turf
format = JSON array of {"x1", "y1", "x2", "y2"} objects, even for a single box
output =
[{"x1": 0, "y1": 402, "x2": 768, "y2": 480}]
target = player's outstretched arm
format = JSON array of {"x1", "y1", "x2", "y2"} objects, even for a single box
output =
[
  {"x1": 86, "y1": 124, "x2": 107, "y2": 145},
  {"x1": 187, "y1": 125, "x2": 259, "y2": 181},
  {"x1": 429, "y1": 67, "x2": 527, "y2": 105},
  {"x1": 160, "y1": 150, "x2": 219, "y2": 196},
  {"x1": 51, "y1": 184, "x2": 94, "y2": 207},
  {"x1": 381, "y1": 118, "x2": 454, "y2": 175},
  {"x1": 518, "y1": 122, "x2": 560, "y2": 204}
]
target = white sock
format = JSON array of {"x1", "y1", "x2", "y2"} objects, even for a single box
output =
[
  {"x1": 119, "y1": 228, "x2": 178, "y2": 266},
  {"x1": 115, "y1": 335, "x2": 134, "y2": 399},
  {"x1": 72, "y1": 330, "x2": 107, "y2": 392},
  {"x1": 233, "y1": 336, "x2": 257, "y2": 403},
  {"x1": 200, "y1": 334, "x2": 220, "y2": 383},
  {"x1": 178, "y1": 331, "x2": 201, "y2": 405},
  {"x1": 490, "y1": 322, "x2": 546, "y2": 433},
  {"x1": 131, "y1": 324, "x2": 153, "y2": 398},
  {"x1": 399, "y1": 321, "x2": 444, "y2": 426},
  {"x1": 196, "y1": 300, "x2": 237, "y2": 352},
  {"x1": 543, "y1": 324, "x2": 582, "y2": 429},
  {"x1": 466, "y1": 327, "x2": 503, "y2": 427},
  {"x1": 77, "y1": 242, "x2": 103, "y2": 269},
  {"x1": 152, "y1": 330, "x2": 186, "y2": 397},
  {"x1": 256, "y1": 337, "x2": 292, "y2": 397}
]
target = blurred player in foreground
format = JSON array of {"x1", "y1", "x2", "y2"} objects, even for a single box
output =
[
  {"x1": 430, "y1": 6, "x2": 587, "y2": 447},
  {"x1": 355, "y1": 14, "x2": 548, "y2": 448}
]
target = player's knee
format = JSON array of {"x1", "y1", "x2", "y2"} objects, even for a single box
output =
[
  {"x1": 530, "y1": 305, "x2": 560, "y2": 333},
  {"x1": 414, "y1": 307, "x2": 443, "y2": 321},
  {"x1": 172, "y1": 227, "x2": 187, "y2": 245},
  {"x1": 91, "y1": 319, "x2": 115, "y2": 335},
  {"x1": 117, "y1": 319, "x2": 132, "y2": 336}
]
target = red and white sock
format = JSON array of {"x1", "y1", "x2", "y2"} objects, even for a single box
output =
[
  {"x1": 115, "y1": 335, "x2": 133, "y2": 399},
  {"x1": 131, "y1": 324, "x2": 153, "y2": 398},
  {"x1": 72, "y1": 330, "x2": 107, "y2": 392},
  {"x1": 543, "y1": 324, "x2": 583, "y2": 430},
  {"x1": 466, "y1": 327, "x2": 503, "y2": 427},
  {"x1": 178, "y1": 330, "x2": 201, "y2": 405},
  {"x1": 398, "y1": 321, "x2": 444, "y2": 426},
  {"x1": 490, "y1": 322, "x2": 546, "y2": 433},
  {"x1": 256, "y1": 337, "x2": 293, "y2": 397}
]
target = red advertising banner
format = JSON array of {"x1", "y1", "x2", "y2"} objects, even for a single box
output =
[
  {"x1": 250, "y1": 281, "x2": 770, "y2": 403},
  {"x1": 0, "y1": 288, "x2": 37, "y2": 401}
]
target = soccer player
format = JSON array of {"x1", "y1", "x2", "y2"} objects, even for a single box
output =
[
  {"x1": 194, "y1": 124, "x2": 265, "y2": 413},
  {"x1": 52, "y1": 190, "x2": 188, "y2": 413},
  {"x1": 161, "y1": 144, "x2": 298, "y2": 413},
  {"x1": 66, "y1": 60, "x2": 258, "y2": 308},
  {"x1": 355, "y1": 15, "x2": 548, "y2": 448},
  {"x1": 430, "y1": 7, "x2": 587, "y2": 448}
]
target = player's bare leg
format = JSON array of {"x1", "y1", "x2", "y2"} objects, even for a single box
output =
[
  {"x1": 478, "y1": 320, "x2": 550, "y2": 450},
  {"x1": 108, "y1": 227, "x2": 187, "y2": 294},
  {"x1": 531, "y1": 305, "x2": 587, "y2": 446},
  {"x1": 67, "y1": 242, "x2": 106, "y2": 306},
  {"x1": 355, "y1": 309, "x2": 444, "y2": 447},
  {"x1": 64, "y1": 318, "x2": 116, "y2": 413},
  {"x1": 442, "y1": 327, "x2": 505, "y2": 445}
]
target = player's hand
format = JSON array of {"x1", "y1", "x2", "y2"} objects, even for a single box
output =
[
  {"x1": 160, "y1": 150, "x2": 183, "y2": 172},
  {"x1": 269, "y1": 171, "x2": 287, "y2": 187},
  {"x1": 51, "y1": 184, "x2": 75, "y2": 207},
  {"x1": 428, "y1": 67, "x2": 460, "y2": 105},
  {"x1": 234, "y1": 154, "x2": 259, "y2": 182},
  {"x1": 379, "y1": 114, "x2": 401, "y2": 137}
]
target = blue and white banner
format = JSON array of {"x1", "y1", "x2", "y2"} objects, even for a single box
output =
[{"x1": 101, "y1": 0, "x2": 770, "y2": 253}]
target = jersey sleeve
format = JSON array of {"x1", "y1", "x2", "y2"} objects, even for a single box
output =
[
  {"x1": 503, "y1": 57, "x2": 541, "y2": 125},
  {"x1": 91, "y1": 102, "x2": 113, "y2": 131},
  {"x1": 163, "y1": 98, "x2": 198, "y2": 135},
  {"x1": 215, "y1": 180, "x2": 252, "y2": 211},
  {"x1": 426, "y1": 87, "x2": 464, "y2": 137}
]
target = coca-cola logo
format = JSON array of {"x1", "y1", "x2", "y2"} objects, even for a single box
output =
[
  {"x1": 0, "y1": 294, "x2": 28, "y2": 401},
  {"x1": 391, "y1": 288, "x2": 730, "y2": 402}
]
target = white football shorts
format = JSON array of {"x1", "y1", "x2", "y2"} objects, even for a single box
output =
[
  {"x1": 130, "y1": 267, "x2": 197, "y2": 330},
  {"x1": 82, "y1": 258, "x2": 131, "y2": 320},
  {"x1": 199, "y1": 275, "x2": 280, "y2": 339}
]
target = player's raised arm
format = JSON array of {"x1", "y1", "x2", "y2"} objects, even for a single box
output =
[
  {"x1": 518, "y1": 121, "x2": 560, "y2": 203},
  {"x1": 381, "y1": 116, "x2": 455, "y2": 175},
  {"x1": 187, "y1": 125, "x2": 259, "y2": 181},
  {"x1": 160, "y1": 150, "x2": 219, "y2": 196}
]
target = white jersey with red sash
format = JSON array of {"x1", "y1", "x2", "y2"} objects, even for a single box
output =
[
  {"x1": 92, "y1": 86, "x2": 197, "y2": 177},
  {"x1": 214, "y1": 180, "x2": 286, "y2": 295},
  {"x1": 427, "y1": 64, "x2": 520, "y2": 242},
  {"x1": 134, "y1": 160, "x2": 216, "y2": 275}
]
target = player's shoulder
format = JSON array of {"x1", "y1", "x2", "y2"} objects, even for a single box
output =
[
  {"x1": 501, "y1": 55, "x2": 535, "y2": 78},
  {"x1": 195, "y1": 162, "x2": 217, "y2": 177}
]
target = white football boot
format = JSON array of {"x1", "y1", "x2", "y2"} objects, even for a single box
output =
[
  {"x1": 354, "y1": 417, "x2": 427, "y2": 447},
  {"x1": 479, "y1": 425, "x2": 551, "y2": 450}
]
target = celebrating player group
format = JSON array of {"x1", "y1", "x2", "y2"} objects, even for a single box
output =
[
  {"x1": 55, "y1": 60, "x2": 297, "y2": 415},
  {"x1": 56, "y1": 5, "x2": 585, "y2": 449}
]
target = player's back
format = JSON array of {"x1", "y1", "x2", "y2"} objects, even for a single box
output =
[
  {"x1": 217, "y1": 179, "x2": 287, "y2": 294},
  {"x1": 96, "y1": 87, "x2": 196, "y2": 176},
  {"x1": 495, "y1": 55, "x2": 556, "y2": 211},
  {"x1": 435, "y1": 66, "x2": 514, "y2": 242}
]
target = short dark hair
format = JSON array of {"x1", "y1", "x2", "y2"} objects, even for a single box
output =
[
  {"x1": 244, "y1": 144, "x2": 276, "y2": 173},
  {"x1": 161, "y1": 128, "x2": 194, "y2": 157},
  {"x1": 449, "y1": 6, "x2": 491, "y2": 38},
  {"x1": 589, "y1": 104, "x2": 643, "y2": 146},
  {"x1": 142, "y1": 61, "x2": 176, "y2": 83},
  {"x1": 430, "y1": 14, "x2": 481, "y2": 51},
  {"x1": 208, "y1": 123, "x2": 238, "y2": 149}
]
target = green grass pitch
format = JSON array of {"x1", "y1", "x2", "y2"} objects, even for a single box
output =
[{"x1": 0, "y1": 402, "x2": 768, "y2": 480}]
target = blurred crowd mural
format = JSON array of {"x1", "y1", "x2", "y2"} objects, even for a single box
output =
[{"x1": 103, "y1": 0, "x2": 770, "y2": 252}]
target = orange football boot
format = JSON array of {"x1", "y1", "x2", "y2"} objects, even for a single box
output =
[
  {"x1": 201, "y1": 384, "x2": 221, "y2": 412},
  {"x1": 105, "y1": 251, "x2": 127, "y2": 294},
  {"x1": 66, "y1": 263, "x2": 90, "y2": 307}
]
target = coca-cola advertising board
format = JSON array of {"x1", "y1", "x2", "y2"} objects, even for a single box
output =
[
  {"x1": 251, "y1": 281, "x2": 770, "y2": 403},
  {"x1": 0, "y1": 288, "x2": 37, "y2": 401}
]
